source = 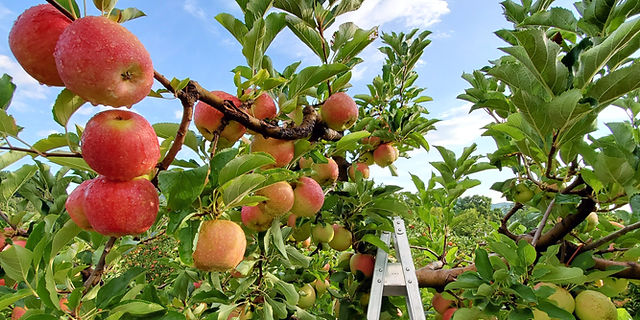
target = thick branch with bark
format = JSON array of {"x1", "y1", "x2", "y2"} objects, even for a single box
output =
[
  {"x1": 416, "y1": 264, "x2": 476, "y2": 290},
  {"x1": 83, "y1": 237, "x2": 117, "y2": 293}
]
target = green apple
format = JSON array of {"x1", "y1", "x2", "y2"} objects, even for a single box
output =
[{"x1": 513, "y1": 183, "x2": 534, "y2": 203}]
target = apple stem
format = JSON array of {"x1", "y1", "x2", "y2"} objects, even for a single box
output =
[{"x1": 83, "y1": 237, "x2": 117, "y2": 293}]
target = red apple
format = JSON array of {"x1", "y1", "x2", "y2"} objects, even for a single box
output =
[
  {"x1": 320, "y1": 92, "x2": 358, "y2": 131},
  {"x1": 348, "y1": 163, "x2": 370, "y2": 180},
  {"x1": 81, "y1": 109, "x2": 160, "y2": 181},
  {"x1": 361, "y1": 136, "x2": 381, "y2": 149},
  {"x1": 250, "y1": 135, "x2": 295, "y2": 168},
  {"x1": 328, "y1": 225, "x2": 352, "y2": 251},
  {"x1": 373, "y1": 143, "x2": 399, "y2": 167},
  {"x1": 241, "y1": 206, "x2": 273, "y2": 232},
  {"x1": 290, "y1": 177, "x2": 325, "y2": 217},
  {"x1": 256, "y1": 181, "x2": 294, "y2": 217},
  {"x1": 83, "y1": 176, "x2": 159, "y2": 236},
  {"x1": 313, "y1": 278, "x2": 330, "y2": 295},
  {"x1": 65, "y1": 180, "x2": 93, "y2": 230},
  {"x1": 194, "y1": 91, "x2": 247, "y2": 145},
  {"x1": 299, "y1": 157, "x2": 339, "y2": 185},
  {"x1": 4, "y1": 239, "x2": 27, "y2": 251},
  {"x1": 350, "y1": 253, "x2": 375, "y2": 278},
  {"x1": 432, "y1": 292, "x2": 454, "y2": 314},
  {"x1": 442, "y1": 308, "x2": 457, "y2": 320},
  {"x1": 54, "y1": 16, "x2": 153, "y2": 107},
  {"x1": 193, "y1": 220, "x2": 246, "y2": 272},
  {"x1": 193, "y1": 281, "x2": 202, "y2": 288},
  {"x1": 0, "y1": 279, "x2": 5, "y2": 286},
  {"x1": 11, "y1": 306, "x2": 26, "y2": 320},
  {"x1": 311, "y1": 223, "x2": 334, "y2": 244},
  {"x1": 250, "y1": 92, "x2": 277, "y2": 120},
  {"x1": 287, "y1": 214, "x2": 297, "y2": 227},
  {"x1": 9, "y1": 4, "x2": 71, "y2": 86}
]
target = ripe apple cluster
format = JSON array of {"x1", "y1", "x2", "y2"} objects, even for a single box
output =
[
  {"x1": 65, "y1": 109, "x2": 160, "y2": 236},
  {"x1": 9, "y1": 4, "x2": 154, "y2": 108}
]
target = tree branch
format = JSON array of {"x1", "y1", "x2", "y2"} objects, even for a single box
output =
[
  {"x1": 0, "y1": 147, "x2": 82, "y2": 158},
  {"x1": 498, "y1": 203, "x2": 523, "y2": 241},
  {"x1": 83, "y1": 237, "x2": 117, "y2": 293},
  {"x1": 416, "y1": 264, "x2": 476, "y2": 290},
  {"x1": 532, "y1": 199, "x2": 555, "y2": 246},
  {"x1": 583, "y1": 221, "x2": 640, "y2": 251}
]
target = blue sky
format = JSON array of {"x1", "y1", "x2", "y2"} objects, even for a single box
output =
[{"x1": 0, "y1": 0, "x2": 628, "y2": 203}]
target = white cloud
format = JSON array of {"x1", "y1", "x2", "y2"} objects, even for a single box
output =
[
  {"x1": 183, "y1": 0, "x2": 206, "y2": 20},
  {"x1": 333, "y1": 0, "x2": 450, "y2": 30},
  {"x1": 0, "y1": 55, "x2": 49, "y2": 100},
  {"x1": 429, "y1": 103, "x2": 493, "y2": 146},
  {"x1": 175, "y1": 110, "x2": 183, "y2": 119},
  {"x1": 37, "y1": 129, "x2": 58, "y2": 137}
]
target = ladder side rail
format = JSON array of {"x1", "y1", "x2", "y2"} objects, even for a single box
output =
[
  {"x1": 392, "y1": 216, "x2": 426, "y2": 320},
  {"x1": 366, "y1": 231, "x2": 391, "y2": 320}
]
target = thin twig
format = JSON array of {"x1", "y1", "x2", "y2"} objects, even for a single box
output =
[
  {"x1": 0, "y1": 146, "x2": 82, "y2": 158},
  {"x1": 410, "y1": 245, "x2": 439, "y2": 259},
  {"x1": 498, "y1": 203, "x2": 523, "y2": 240},
  {"x1": 532, "y1": 199, "x2": 555, "y2": 246},
  {"x1": 83, "y1": 237, "x2": 117, "y2": 293},
  {"x1": 583, "y1": 221, "x2": 640, "y2": 251}
]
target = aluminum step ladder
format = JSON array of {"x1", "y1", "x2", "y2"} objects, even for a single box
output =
[{"x1": 367, "y1": 216, "x2": 425, "y2": 320}]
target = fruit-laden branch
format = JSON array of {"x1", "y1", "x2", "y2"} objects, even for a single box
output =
[
  {"x1": 583, "y1": 221, "x2": 640, "y2": 251},
  {"x1": 0, "y1": 146, "x2": 82, "y2": 158},
  {"x1": 83, "y1": 237, "x2": 117, "y2": 293},
  {"x1": 416, "y1": 264, "x2": 476, "y2": 290}
]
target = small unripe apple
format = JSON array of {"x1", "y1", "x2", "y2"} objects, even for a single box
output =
[
  {"x1": 291, "y1": 177, "x2": 324, "y2": 217},
  {"x1": 313, "y1": 278, "x2": 330, "y2": 295},
  {"x1": 574, "y1": 290, "x2": 616, "y2": 320},
  {"x1": 9, "y1": 4, "x2": 71, "y2": 86},
  {"x1": 348, "y1": 163, "x2": 370, "y2": 180},
  {"x1": 193, "y1": 220, "x2": 246, "y2": 272},
  {"x1": 513, "y1": 183, "x2": 534, "y2": 203},
  {"x1": 337, "y1": 252, "x2": 353, "y2": 271},
  {"x1": 194, "y1": 91, "x2": 246, "y2": 145},
  {"x1": 534, "y1": 283, "x2": 574, "y2": 313},
  {"x1": 297, "y1": 283, "x2": 317, "y2": 309},
  {"x1": 65, "y1": 180, "x2": 93, "y2": 230},
  {"x1": 361, "y1": 136, "x2": 381, "y2": 149},
  {"x1": 250, "y1": 135, "x2": 295, "y2": 168},
  {"x1": 292, "y1": 221, "x2": 312, "y2": 241},
  {"x1": 81, "y1": 109, "x2": 160, "y2": 181},
  {"x1": 241, "y1": 206, "x2": 273, "y2": 232},
  {"x1": 359, "y1": 152, "x2": 375, "y2": 165},
  {"x1": 299, "y1": 157, "x2": 339, "y2": 185},
  {"x1": 320, "y1": 92, "x2": 358, "y2": 131},
  {"x1": 350, "y1": 253, "x2": 375, "y2": 278},
  {"x1": 373, "y1": 143, "x2": 399, "y2": 167},
  {"x1": 83, "y1": 176, "x2": 159, "y2": 236},
  {"x1": 311, "y1": 223, "x2": 334, "y2": 244},
  {"x1": 532, "y1": 309, "x2": 550, "y2": 320},
  {"x1": 55, "y1": 16, "x2": 154, "y2": 107},
  {"x1": 585, "y1": 212, "x2": 598, "y2": 232},
  {"x1": 256, "y1": 181, "x2": 294, "y2": 217},
  {"x1": 328, "y1": 225, "x2": 352, "y2": 251}
]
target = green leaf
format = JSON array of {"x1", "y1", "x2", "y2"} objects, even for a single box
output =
[
  {"x1": 215, "y1": 13, "x2": 249, "y2": 45},
  {"x1": 537, "y1": 301, "x2": 575, "y2": 320},
  {"x1": 575, "y1": 16, "x2": 640, "y2": 89},
  {"x1": 474, "y1": 248, "x2": 493, "y2": 281},
  {"x1": 532, "y1": 264, "x2": 584, "y2": 284},
  {"x1": 361, "y1": 234, "x2": 390, "y2": 254},
  {"x1": 50, "y1": 220, "x2": 82, "y2": 259},
  {"x1": 242, "y1": 19, "x2": 266, "y2": 70},
  {"x1": 333, "y1": 27, "x2": 378, "y2": 64},
  {"x1": 153, "y1": 123, "x2": 199, "y2": 152},
  {"x1": 110, "y1": 300, "x2": 164, "y2": 316},
  {"x1": 283, "y1": 15, "x2": 325, "y2": 59},
  {"x1": 0, "y1": 245, "x2": 33, "y2": 282},
  {"x1": 97, "y1": 267, "x2": 145, "y2": 309},
  {"x1": 0, "y1": 288, "x2": 32, "y2": 309},
  {"x1": 0, "y1": 164, "x2": 37, "y2": 203},
  {"x1": 218, "y1": 153, "x2": 275, "y2": 186},
  {"x1": 54, "y1": 0, "x2": 81, "y2": 19},
  {"x1": 335, "y1": 130, "x2": 370, "y2": 152},
  {"x1": 0, "y1": 74, "x2": 16, "y2": 110},
  {"x1": 267, "y1": 272, "x2": 299, "y2": 305},
  {"x1": 264, "y1": 12, "x2": 287, "y2": 50},
  {"x1": 270, "y1": 220, "x2": 287, "y2": 259},
  {"x1": 0, "y1": 109, "x2": 20, "y2": 137},
  {"x1": 586, "y1": 61, "x2": 640, "y2": 107},
  {"x1": 33, "y1": 133, "x2": 79, "y2": 153},
  {"x1": 107, "y1": 8, "x2": 146, "y2": 23},
  {"x1": 0, "y1": 151, "x2": 27, "y2": 170},
  {"x1": 288, "y1": 64, "x2": 349, "y2": 97},
  {"x1": 47, "y1": 157, "x2": 94, "y2": 172},
  {"x1": 519, "y1": 7, "x2": 577, "y2": 32},
  {"x1": 285, "y1": 246, "x2": 310, "y2": 268},
  {"x1": 52, "y1": 89, "x2": 85, "y2": 127},
  {"x1": 222, "y1": 173, "x2": 266, "y2": 208},
  {"x1": 158, "y1": 166, "x2": 209, "y2": 210},
  {"x1": 517, "y1": 239, "x2": 536, "y2": 267}
]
